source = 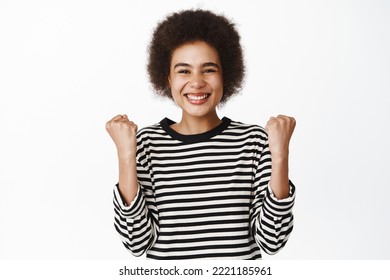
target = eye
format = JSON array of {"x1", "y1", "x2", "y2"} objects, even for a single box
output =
[
  {"x1": 204, "y1": 68, "x2": 217, "y2": 73},
  {"x1": 177, "y1": 69, "x2": 190, "y2": 74}
]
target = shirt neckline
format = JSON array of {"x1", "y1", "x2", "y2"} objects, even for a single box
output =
[{"x1": 160, "y1": 117, "x2": 231, "y2": 143}]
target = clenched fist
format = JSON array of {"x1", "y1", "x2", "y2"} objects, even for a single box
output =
[
  {"x1": 265, "y1": 115, "x2": 296, "y2": 158},
  {"x1": 105, "y1": 114, "x2": 138, "y2": 159}
]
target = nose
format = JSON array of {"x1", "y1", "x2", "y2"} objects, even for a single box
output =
[{"x1": 189, "y1": 73, "x2": 206, "y2": 88}]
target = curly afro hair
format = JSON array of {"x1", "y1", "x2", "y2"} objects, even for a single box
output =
[{"x1": 147, "y1": 9, "x2": 245, "y2": 105}]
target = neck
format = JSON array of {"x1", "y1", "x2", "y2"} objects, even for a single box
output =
[{"x1": 172, "y1": 111, "x2": 222, "y2": 135}]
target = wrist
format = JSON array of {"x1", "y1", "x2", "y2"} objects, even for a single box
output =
[
  {"x1": 271, "y1": 152, "x2": 289, "y2": 162},
  {"x1": 118, "y1": 153, "x2": 137, "y2": 163}
]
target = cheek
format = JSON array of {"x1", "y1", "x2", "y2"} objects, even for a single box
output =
[
  {"x1": 209, "y1": 76, "x2": 223, "y2": 92},
  {"x1": 171, "y1": 78, "x2": 189, "y2": 92},
  {"x1": 169, "y1": 80, "x2": 186, "y2": 101}
]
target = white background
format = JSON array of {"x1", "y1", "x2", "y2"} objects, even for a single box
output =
[{"x1": 1, "y1": 0, "x2": 389, "y2": 260}]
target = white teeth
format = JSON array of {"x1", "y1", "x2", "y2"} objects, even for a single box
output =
[{"x1": 186, "y1": 94, "x2": 209, "y2": 100}]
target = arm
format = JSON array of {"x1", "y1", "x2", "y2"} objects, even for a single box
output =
[
  {"x1": 250, "y1": 115, "x2": 296, "y2": 254},
  {"x1": 106, "y1": 114, "x2": 139, "y2": 204},
  {"x1": 106, "y1": 115, "x2": 159, "y2": 256},
  {"x1": 266, "y1": 115, "x2": 296, "y2": 199}
]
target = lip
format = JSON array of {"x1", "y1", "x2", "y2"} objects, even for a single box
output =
[{"x1": 184, "y1": 92, "x2": 210, "y2": 105}]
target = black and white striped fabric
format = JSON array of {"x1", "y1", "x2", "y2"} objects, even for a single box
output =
[{"x1": 113, "y1": 117, "x2": 295, "y2": 260}]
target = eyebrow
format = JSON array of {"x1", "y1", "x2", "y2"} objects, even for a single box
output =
[{"x1": 173, "y1": 62, "x2": 220, "y2": 69}]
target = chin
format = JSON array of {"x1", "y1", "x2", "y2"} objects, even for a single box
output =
[{"x1": 184, "y1": 108, "x2": 216, "y2": 118}]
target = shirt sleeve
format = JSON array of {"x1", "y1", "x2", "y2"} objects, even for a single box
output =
[
  {"x1": 113, "y1": 144, "x2": 159, "y2": 257},
  {"x1": 249, "y1": 135, "x2": 296, "y2": 255}
]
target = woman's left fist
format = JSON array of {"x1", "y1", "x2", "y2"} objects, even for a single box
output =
[{"x1": 264, "y1": 115, "x2": 296, "y2": 157}]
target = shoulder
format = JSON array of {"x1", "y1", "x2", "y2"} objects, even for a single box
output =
[
  {"x1": 226, "y1": 118, "x2": 268, "y2": 140},
  {"x1": 136, "y1": 120, "x2": 167, "y2": 142}
]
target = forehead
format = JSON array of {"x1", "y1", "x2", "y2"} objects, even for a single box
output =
[{"x1": 170, "y1": 41, "x2": 221, "y2": 65}]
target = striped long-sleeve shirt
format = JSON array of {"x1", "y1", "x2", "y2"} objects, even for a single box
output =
[{"x1": 113, "y1": 117, "x2": 295, "y2": 260}]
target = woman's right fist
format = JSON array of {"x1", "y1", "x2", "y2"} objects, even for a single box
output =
[{"x1": 105, "y1": 114, "x2": 138, "y2": 159}]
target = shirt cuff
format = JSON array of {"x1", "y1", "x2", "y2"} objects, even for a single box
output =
[
  {"x1": 263, "y1": 180, "x2": 296, "y2": 217},
  {"x1": 113, "y1": 183, "x2": 144, "y2": 218}
]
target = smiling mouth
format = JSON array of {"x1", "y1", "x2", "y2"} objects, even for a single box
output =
[{"x1": 185, "y1": 93, "x2": 210, "y2": 100}]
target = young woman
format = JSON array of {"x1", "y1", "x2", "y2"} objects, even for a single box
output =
[{"x1": 106, "y1": 9, "x2": 296, "y2": 260}]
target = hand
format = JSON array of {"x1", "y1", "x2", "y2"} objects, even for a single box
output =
[
  {"x1": 105, "y1": 114, "x2": 138, "y2": 159},
  {"x1": 265, "y1": 115, "x2": 296, "y2": 158}
]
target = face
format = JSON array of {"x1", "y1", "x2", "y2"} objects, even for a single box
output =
[{"x1": 168, "y1": 41, "x2": 223, "y2": 119}]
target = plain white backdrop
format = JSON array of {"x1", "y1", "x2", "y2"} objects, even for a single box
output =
[{"x1": 0, "y1": 0, "x2": 389, "y2": 260}]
